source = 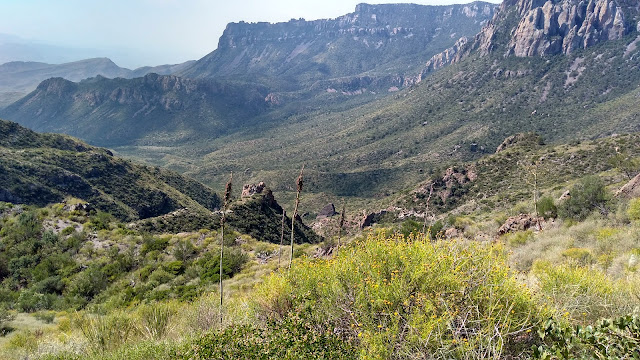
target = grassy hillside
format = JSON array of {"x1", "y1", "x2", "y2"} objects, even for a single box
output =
[{"x1": 0, "y1": 119, "x2": 222, "y2": 220}]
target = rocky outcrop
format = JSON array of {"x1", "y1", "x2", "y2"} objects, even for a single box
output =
[
  {"x1": 507, "y1": 0, "x2": 629, "y2": 57},
  {"x1": 615, "y1": 172, "x2": 640, "y2": 198},
  {"x1": 414, "y1": 166, "x2": 477, "y2": 204},
  {"x1": 62, "y1": 202, "x2": 94, "y2": 213},
  {"x1": 424, "y1": 37, "x2": 471, "y2": 72},
  {"x1": 241, "y1": 182, "x2": 267, "y2": 197},
  {"x1": 496, "y1": 133, "x2": 544, "y2": 153},
  {"x1": 498, "y1": 213, "x2": 542, "y2": 235},
  {"x1": 317, "y1": 203, "x2": 337, "y2": 219},
  {"x1": 423, "y1": 0, "x2": 639, "y2": 72}
]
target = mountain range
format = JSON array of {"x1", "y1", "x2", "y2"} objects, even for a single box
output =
[
  {"x1": 0, "y1": 57, "x2": 195, "y2": 108},
  {"x1": 2, "y1": 0, "x2": 640, "y2": 214}
]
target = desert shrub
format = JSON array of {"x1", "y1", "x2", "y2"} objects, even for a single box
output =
[
  {"x1": 253, "y1": 233, "x2": 549, "y2": 359},
  {"x1": 177, "y1": 316, "x2": 356, "y2": 360},
  {"x1": 537, "y1": 197, "x2": 558, "y2": 219},
  {"x1": 532, "y1": 261, "x2": 640, "y2": 323},
  {"x1": 164, "y1": 261, "x2": 184, "y2": 276},
  {"x1": 399, "y1": 219, "x2": 422, "y2": 238},
  {"x1": 75, "y1": 312, "x2": 135, "y2": 354},
  {"x1": 628, "y1": 198, "x2": 640, "y2": 221},
  {"x1": 172, "y1": 239, "x2": 196, "y2": 262},
  {"x1": 141, "y1": 235, "x2": 170, "y2": 254},
  {"x1": 67, "y1": 265, "x2": 108, "y2": 302},
  {"x1": 507, "y1": 230, "x2": 534, "y2": 246},
  {"x1": 34, "y1": 310, "x2": 56, "y2": 324},
  {"x1": 137, "y1": 302, "x2": 175, "y2": 340},
  {"x1": 61, "y1": 226, "x2": 76, "y2": 236},
  {"x1": 198, "y1": 248, "x2": 248, "y2": 283},
  {"x1": 558, "y1": 176, "x2": 609, "y2": 221},
  {"x1": 561, "y1": 248, "x2": 594, "y2": 266},
  {"x1": 87, "y1": 211, "x2": 113, "y2": 231}
]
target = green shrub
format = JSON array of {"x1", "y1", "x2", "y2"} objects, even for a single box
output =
[
  {"x1": 534, "y1": 314, "x2": 640, "y2": 359},
  {"x1": 34, "y1": 310, "x2": 56, "y2": 324},
  {"x1": 507, "y1": 230, "x2": 534, "y2": 246},
  {"x1": 0, "y1": 304, "x2": 15, "y2": 336},
  {"x1": 559, "y1": 176, "x2": 609, "y2": 220},
  {"x1": 177, "y1": 316, "x2": 356, "y2": 360},
  {"x1": 537, "y1": 197, "x2": 558, "y2": 219},
  {"x1": 141, "y1": 235, "x2": 169, "y2": 254},
  {"x1": 628, "y1": 198, "x2": 640, "y2": 221}
]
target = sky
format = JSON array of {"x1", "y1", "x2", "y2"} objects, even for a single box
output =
[{"x1": 0, "y1": 0, "x2": 501, "y2": 68}]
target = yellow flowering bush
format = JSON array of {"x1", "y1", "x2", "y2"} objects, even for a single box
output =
[{"x1": 255, "y1": 233, "x2": 549, "y2": 359}]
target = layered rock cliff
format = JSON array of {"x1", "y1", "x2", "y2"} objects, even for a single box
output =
[
  {"x1": 425, "y1": 0, "x2": 640, "y2": 72},
  {"x1": 181, "y1": 2, "x2": 497, "y2": 91}
]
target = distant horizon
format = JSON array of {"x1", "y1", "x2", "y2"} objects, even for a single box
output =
[{"x1": 0, "y1": 0, "x2": 501, "y2": 68}]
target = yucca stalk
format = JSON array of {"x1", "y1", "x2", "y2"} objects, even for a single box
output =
[
  {"x1": 220, "y1": 172, "x2": 232, "y2": 325},
  {"x1": 336, "y1": 200, "x2": 345, "y2": 257},
  {"x1": 289, "y1": 165, "x2": 304, "y2": 269},
  {"x1": 278, "y1": 210, "x2": 285, "y2": 267},
  {"x1": 422, "y1": 183, "x2": 434, "y2": 238}
]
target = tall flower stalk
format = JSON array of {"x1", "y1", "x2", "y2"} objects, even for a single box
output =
[
  {"x1": 289, "y1": 165, "x2": 304, "y2": 269},
  {"x1": 278, "y1": 210, "x2": 285, "y2": 267},
  {"x1": 336, "y1": 200, "x2": 345, "y2": 257},
  {"x1": 219, "y1": 172, "x2": 232, "y2": 325}
]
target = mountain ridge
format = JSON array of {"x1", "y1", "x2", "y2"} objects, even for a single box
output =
[{"x1": 0, "y1": 57, "x2": 195, "y2": 108}]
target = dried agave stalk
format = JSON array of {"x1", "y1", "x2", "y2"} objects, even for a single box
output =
[
  {"x1": 278, "y1": 210, "x2": 285, "y2": 266},
  {"x1": 422, "y1": 183, "x2": 434, "y2": 238},
  {"x1": 289, "y1": 165, "x2": 304, "y2": 269},
  {"x1": 220, "y1": 172, "x2": 232, "y2": 325},
  {"x1": 336, "y1": 200, "x2": 345, "y2": 256}
]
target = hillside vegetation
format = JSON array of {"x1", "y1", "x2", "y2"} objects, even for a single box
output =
[{"x1": 0, "y1": 119, "x2": 221, "y2": 221}]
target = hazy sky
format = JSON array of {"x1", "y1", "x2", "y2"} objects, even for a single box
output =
[{"x1": 0, "y1": 0, "x2": 500, "y2": 68}]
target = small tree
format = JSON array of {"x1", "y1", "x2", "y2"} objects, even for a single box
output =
[
  {"x1": 559, "y1": 176, "x2": 609, "y2": 220},
  {"x1": 609, "y1": 151, "x2": 639, "y2": 180},
  {"x1": 537, "y1": 197, "x2": 558, "y2": 219}
]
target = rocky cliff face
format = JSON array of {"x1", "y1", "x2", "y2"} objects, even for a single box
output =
[
  {"x1": 425, "y1": 0, "x2": 639, "y2": 72},
  {"x1": 181, "y1": 2, "x2": 497, "y2": 92},
  {"x1": 508, "y1": 0, "x2": 631, "y2": 56}
]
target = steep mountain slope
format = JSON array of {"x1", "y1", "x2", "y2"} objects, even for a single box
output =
[
  {"x1": 0, "y1": 2, "x2": 497, "y2": 148},
  {"x1": 0, "y1": 119, "x2": 321, "y2": 243},
  {"x1": 0, "y1": 119, "x2": 221, "y2": 220},
  {"x1": 0, "y1": 58, "x2": 195, "y2": 108},
  {"x1": 0, "y1": 74, "x2": 268, "y2": 146},
  {"x1": 182, "y1": 2, "x2": 497, "y2": 91},
  {"x1": 4, "y1": 0, "x2": 640, "y2": 215}
]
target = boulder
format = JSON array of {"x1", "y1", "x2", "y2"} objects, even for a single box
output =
[
  {"x1": 317, "y1": 203, "x2": 337, "y2": 219},
  {"x1": 63, "y1": 202, "x2": 94, "y2": 213},
  {"x1": 615, "y1": 173, "x2": 640, "y2": 198},
  {"x1": 445, "y1": 227, "x2": 461, "y2": 239},
  {"x1": 497, "y1": 214, "x2": 542, "y2": 235}
]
